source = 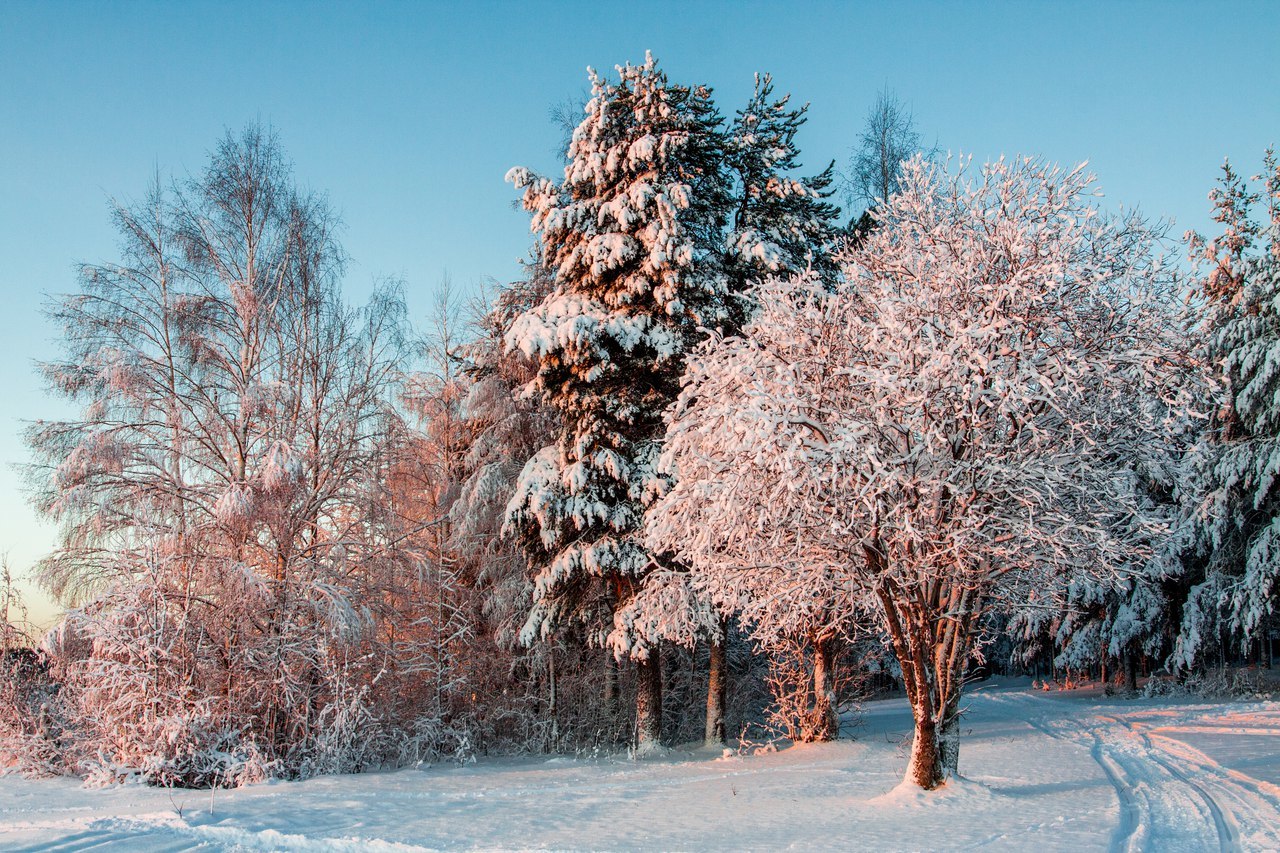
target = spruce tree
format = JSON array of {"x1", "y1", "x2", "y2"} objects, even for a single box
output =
[
  {"x1": 1176, "y1": 152, "x2": 1280, "y2": 665},
  {"x1": 503, "y1": 53, "x2": 732, "y2": 752}
]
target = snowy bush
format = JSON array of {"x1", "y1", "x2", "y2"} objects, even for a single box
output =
[
  {"x1": 1142, "y1": 666, "x2": 1274, "y2": 700},
  {"x1": 0, "y1": 651, "x2": 63, "y2": 779},
  {"x1": 0, "y1": 565, "x2": 64, "y2": 779}
]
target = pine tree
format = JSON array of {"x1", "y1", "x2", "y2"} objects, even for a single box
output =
[
  {"x1": 630, "y1": 70, "x2": 844, "y2": 746},
  {"x1": 724, "y1": 73, "x2": 841, "y2": 292},
  {"x1": 503, "y1": 53, "x2": 733, "y2": 753}
]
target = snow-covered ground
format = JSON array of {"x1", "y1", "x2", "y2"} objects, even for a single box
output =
[{"x1": 3, "y1": 678, "x2": 1280, "y2": 851}]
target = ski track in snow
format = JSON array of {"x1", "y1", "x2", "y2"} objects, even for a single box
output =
[
  {"x1": 6, "y1": 684, "x2": 1280, "y2": 851},
  {"x1": 994, "y1": 691, "x2": 1280, "y2": 852}
]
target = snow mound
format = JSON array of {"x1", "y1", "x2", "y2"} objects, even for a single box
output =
[{"x1": 869, "y1": 774, "x2": 999, "y2": 808}]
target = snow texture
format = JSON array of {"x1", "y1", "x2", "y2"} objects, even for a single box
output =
[{"x1": 5, "y1": 680, "x2": 1280, "y2": 851}]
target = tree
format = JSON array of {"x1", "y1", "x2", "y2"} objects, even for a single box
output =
[
  {"x1": 27, "y1": 125, "x2": 424, "y2": 784},
  {"x1": 503, "y1": 53, "x2": 733, "y2": 753},
  {"x1": 1174, "y1": 150, "x2": 1280, "y2": 668},
  {"x1": 626, "y1": 70, "x2": 845, "y2": 747},
  {"x1": 843, "y1": 89, "x2": 932, "y2": 234},
  {"x1": 386, "y1": 280, "x2": 480, "y2": 756},
  {"x1": 648, "y1": 156, "x2": 1183, "y2": 788},
  {"x1": 724, "y1": 73, "x2": 842, "y2": 293}
]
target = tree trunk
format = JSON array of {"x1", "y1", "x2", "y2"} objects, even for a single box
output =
[
  {"x1": 548, "y1": 648, "x2": 559, "y2": 744},
  {"x1": 906, "y1": 702, "x2": 960, "y2": 789},
  {"x1": 604, "y1": 650, "x2": 619, "y2": 712},
  {"x1": 875, "y1": 585, "x2": 971, "y2": 790},
  {"x1": 870, "y1": 568, "x2": 979, "y2": 790},
  {"x1": 811, "y1": 636, "x2": 839, "y2": 741},
  {"x1": 1124, "y1": 651, "x2": 1138, "y2": 694},
  {"x1": 939, "y1": 712, "x2": 960, "y2": 777},
  {"x1": 635, "y1": 648, "x2": 663, "y2": 755},
  {"x1": 705, "y1": 628, "x2": 727, "y2": 747},
  {"x1": 907, "y1": 712, "x2": 945, "y2": 789}
]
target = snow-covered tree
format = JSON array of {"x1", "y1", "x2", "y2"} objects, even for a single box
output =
[
  {"x1": 1010, "y1": 562, "x2": 1175, "y2": 691},
  {"x1": 503, "y1": 53, "x2": 733, "y2": 752},
  {"x1": 724, "y1": 73, "x2": 842, "y2": 293},
  {"x1": 384, "y1": 281, "x2": 483, "y2": 757},
  {"x1": 649, "y1": 156, "x2": 1184, "y2": 788},
  {"x1": 503, "y1": 57, "x2": 844, "y2": 751},
  {"x1": 633, "y1": 70, "x2": 844, "y2": 746},
  {"x1": 1174, "y1": 151, "x2": 1280, "y2": 666},
  {"x1": 25, "y1": 126, "x2": 433, "y2": 784}
]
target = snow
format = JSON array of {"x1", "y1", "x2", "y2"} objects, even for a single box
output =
[{"x1": 6, "y1": 679, "x2": 1280, "y2": 851}]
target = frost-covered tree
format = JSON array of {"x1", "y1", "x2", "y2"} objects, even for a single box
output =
[
  {"x1": 1174, "y1": 151, "x2": 1280, "y2": 667},
  {"x1": 504, "y1": 56, "x2": 844, "y2": 751},
  {"x1": 25, "y1": 126, "x2": 432, "y2": 784},
  {"x1": 382, "y1": 281, "x2": 484, "y2": 757},
  {"x1": 649, "y1": 156, "x2": 1184, "y2": 789},
  {"x1": 503, "y1": 53, "x2": 733, "y2": 753}
]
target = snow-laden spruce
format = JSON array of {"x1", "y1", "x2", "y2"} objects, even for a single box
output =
[
  {"x1": 1174, "y1": 151, "x2": 1280, "y2": 666},
  {"x1": 502, "y1": 54, "x2": 840, "y2": 752},
  {"x1": 722, "y1": 73, "x2": 841, "y2": 297},
  {"x1": 503, "y1": 53, "x2": 734, "y2": 753},
  {"x1": 646, "y1": 155, "x2": 1187, "y2": 789}
]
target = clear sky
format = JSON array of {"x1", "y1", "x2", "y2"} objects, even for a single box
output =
[{"x1": 2, "y1": 0, "x2": 1278, "y2": 628}]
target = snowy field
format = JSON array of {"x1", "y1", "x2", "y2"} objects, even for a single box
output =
[{"x1": 3, "y1": 679, "x2": 1280, "y2": 852}]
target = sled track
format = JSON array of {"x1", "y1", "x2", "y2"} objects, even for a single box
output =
[
  {"x1": 1006, "y1": 699, "x2": 1141, "y2": 852},
  {"x1": 1101, "y1": 713, "x2": 1239, "y2": 851},
  {"x1": 1087, "y1": 733, "x2": 1142, "y2": 851},
  {"x1": 993, "y1": 691, "x2": 1280, "y2": 852}
]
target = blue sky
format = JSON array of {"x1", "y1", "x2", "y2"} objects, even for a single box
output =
[{"x1": 2, "y1": 0, "x2": 1277, "y2": 626}]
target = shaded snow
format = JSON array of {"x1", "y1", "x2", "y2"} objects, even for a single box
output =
[{"x1": 5, "y1": 680, "x2": 1280, "y2": 851}]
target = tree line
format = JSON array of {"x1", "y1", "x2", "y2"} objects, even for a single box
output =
[{"x1": 2, "y1": 54, "x2": 1277, "y2": 793}]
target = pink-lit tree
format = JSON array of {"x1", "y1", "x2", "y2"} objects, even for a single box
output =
[
  {"x1": 648, "y1": 156, "x2": 1187, "y2": 789},
  {"x1": 28, "y1": 126, "x2": 420, "y2": 784}
]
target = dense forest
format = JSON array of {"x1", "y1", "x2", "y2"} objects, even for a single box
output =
[{"x1": 3, "y1": 53, "x2": 1278, "y2": 793}]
